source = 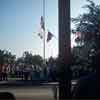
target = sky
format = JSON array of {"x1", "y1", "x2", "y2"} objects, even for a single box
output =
[{"x1": 0, "y1": 0, "x2": 100, "y2": 58}]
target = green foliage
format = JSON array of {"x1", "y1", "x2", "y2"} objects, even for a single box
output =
[
  {"x1": 0, "y1": 49, "x2": 16, "y2": 65},
  {"x1": 72, "y1": 0, "x2": 100, "y2": 47},
  {"x1": 16, "y1": 57, "x2": 24, "y2": 65},
  {"x1": 0, "y1": 50, "x2": 43, "y2": 69},
  {"x1": 71, "y1": 0, "x2": 98, "y2": 77},
  {"x1": 32, "y1": 55, "x2": 43, "y2": 66},
  {"x1": 0, "y1": 50, "x2": 5, "y2": 65},
  {"x1": 23, "y1": 51, "x2": 33, "y2": 65},
  {"x1": 16, "y1": 51, "x2": 43, "y2": 67}
]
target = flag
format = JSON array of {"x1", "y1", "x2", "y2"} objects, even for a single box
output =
[
  {"x1": 40, "y1": 16, "x2": 45, "y2": 31},
  {"x1": 37, "y1": 24, "x2": 43, "y2": 39},
  {"x1": 47, "y1": 31, "x2": 53, "y2": 42},
  {"x1": 38, "y1": 33, "x2": 43, "y2": 39}
]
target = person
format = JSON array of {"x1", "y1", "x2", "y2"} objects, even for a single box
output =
[
  {"x1": 0, "y1": 71, "x2": 3, "y2": 81},
  {"x1": 23, "y1": 66, "x2": 30, "y2": 80},
  {"x1": 15, "y1": 66, "x2": 20, "y2": 78},
  {"x1": 2, "y1": 65, "x2": 8, "y2": 81},
  {"x1": 93, "y1": 50, "x2": 100, "y2": 97},
  {"x1": 0, "y1": 92, "x2": 16, "y2": 100},
  {"x1": 72, "y1": 72, "x2": 96, "y2": 98}
]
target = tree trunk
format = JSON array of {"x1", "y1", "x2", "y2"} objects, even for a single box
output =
[{"x1": 58, "y1": 0, "x2": 71, "y2": 99}]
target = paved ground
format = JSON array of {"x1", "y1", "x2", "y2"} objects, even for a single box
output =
[
  {"x1": 0, "y1": 86, "x2": 58, "y2": 100},
  {"x1": 0, "y1": 78, "x2": 77, "y2": 100}
]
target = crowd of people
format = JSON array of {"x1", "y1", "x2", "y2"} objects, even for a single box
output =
[{"x1": 0, "y1": 63, "x2": 57, "y2": 82}]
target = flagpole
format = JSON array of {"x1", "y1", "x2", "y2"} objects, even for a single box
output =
[{"x1": 43, "y1": 0, "x2": 45, "y2": 63}]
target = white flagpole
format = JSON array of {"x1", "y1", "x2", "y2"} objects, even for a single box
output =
[{"x1": 43, "y1": 0, "x2": 45, "y2": 63}]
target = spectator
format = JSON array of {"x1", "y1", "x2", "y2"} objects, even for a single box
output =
[
  {"x1": 2, "y1": 65, "x2": 8, "y2": 81},
  {"x1": 0, "y1": 92, "x2": 16, "y2": 100},
  {"x1": 72, "y1": 72, "x2": 96, "y2": 98}
]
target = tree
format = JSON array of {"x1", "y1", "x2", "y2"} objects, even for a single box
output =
[
  {"x1": 0, "y1": 49, "x2": 16, "y2": 71},
  {"x1": 4, "y1": 51, "x2": 16, "y2": 64},
  {"x1": 0, "y1": 49, "x2": 16, "y2": 65},
  {"x1": 0, "y1": 50, "x2": 5, "y2": 71},
  {"x1": 72, "y1": 0, "x2": 100, "y2": 48},
  {"x1": 58, "y1": 0, "x2": 71, "y2": 99},
  {"x1": 72, "y1": 0, "x2": 100, "y2": 70},
  {"x1": 23, "y1": 51, "x2": 33, "y2": 65},
  {"x1": 32, "y1": 55, "x2": 43, "y2": 67},
  {"x1": 21, "y1": 51, "x2": 43, "y2": 67},
  {"x1": 71, "y1": 45, "x2": 96, "y2": 79},
  {"x1": 16, "y1": 57, "x2": 24, "y2": 66}
]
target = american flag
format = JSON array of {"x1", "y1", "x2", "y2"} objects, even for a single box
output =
[{"x1": 47, "y1": 31, "x2": 54, "y2": 42}]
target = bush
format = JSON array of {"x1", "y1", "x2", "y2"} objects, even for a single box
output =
[{"x1": 9, "y1": 73, "x2": 16, "y2": 78}]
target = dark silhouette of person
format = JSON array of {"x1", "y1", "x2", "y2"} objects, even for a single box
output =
[
  {"x1": 2, "y1": 65, "x2": 8, "y2": 81},
  {"x1": 23, "y1": 71, "x2": 29, "y2": 80},
  {"x1": 0, "y1": 92, "x2": 16, "y2": 100},
  {"x1": 93, "y1": 50, "x2": 100, "y2": 97},
  {"x1": 22, "y1": 66, "x2": 30, "y2": 80},
  {"x1": 72, "y1": 72, "x2": 96, "y2": 98},
  {"x1": 0, "y1": 71, "x2": 3, "y2": 81},
  {"x1": 3, "y1": 70, "x2": 8, "y2": 81}
]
